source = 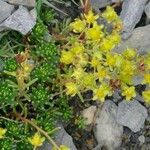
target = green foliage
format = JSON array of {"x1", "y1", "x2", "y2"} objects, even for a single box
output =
[
  {"x1": 31, "y1": 61, "x2": 57, "y2": 82},
  {"x1": 0, "y1": 2, "x2": 74, "y2": 149},
  {"x1": 30, "y1": 85, "x2": 50, "y2": 108},
  {"x1": 36, "y1": 42, "x2": 59, "y2": 62},
  {"x1": 0, "y1": 79, "x2": 17, "y2": 106},
  {"x1": 56, "y1": 96, "x2": 73, "y2": 121},
  {"x1": 31, "y1": 20, "x2": 48, "y2": 41},
  {"x1": 4, "y1": 58, "x2": 18, "y2": 72},
  {"x1": 0, "y1": 138, "x2": 13, "y2": 150},
  {"x1": 75, "y1": 115, "x2": 86, "y2": 129},
  {"x1": 41, "y1": 9, "x2": 55, "y2": 23}
]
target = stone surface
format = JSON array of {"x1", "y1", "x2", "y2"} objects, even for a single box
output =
[
  {"x1": 3, "y1": 0, "x2": 36, "y2": 7},
  {"x1": 0, "y1": 6, "x2": 36, "y2": 35},
  {"x1": 116, "y1": 100, "x2": 148, "y2": 132},
  {"x1": 138, "y1": 135, "x2": 145, "y2": 144},
  {"x1": 0, "y1": 1, "x2": 14, "y2": 23},
  {"x1": 39, "y1": 125, "x2": 77, "y2": 150},
  {"x1": 90, "y1": 0, "x2": 122, "y2": 11},
  {"x1": 115, "y1": 25, "x2": 150, "y2": 54},
  {"x1": 120, "y1": 0, "x2": 148, "y2": 39},
  {"x1": 94, "y1": 100, "x2": 123, "y2": 150},
  {"x1": 90, "y1": 0, "x2": 111, "y2": 11},
  {"x1": 145, "y1": 1, "x2": 150, "y2": 19},
  {"x1": 81, "y1": 106, "x2": 97, "y2": 125}
]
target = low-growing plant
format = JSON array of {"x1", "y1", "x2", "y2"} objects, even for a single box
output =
[
  {"x1": 1, "y1": 0, "x2": 150, "y2": 149},
  {"x1": 0, "y1": 4, "x2": 72, "y2": 150},
  {"x1": 60, "y1": 5, "x2": 150, "y2": 104}
]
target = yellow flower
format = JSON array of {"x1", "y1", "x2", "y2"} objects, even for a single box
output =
[
  {"x1": 102, "y1": 6, "x2": 120, "y2": 23},
  {"x1": 145, "y1": 53, "x2": 150, "y2": 70},
  {"x1": 82, "y1": 73, "x2": 95, "y2": 88},
  {"x1": 0, "y1": 128, "x2": 7, "y2": 139},
  {"x1": 93, "y1": 51, "x2": 102, "y2": 60},
  {"x1": 75, "y1": 54, "x2": 88, "y2": 67},
  {"x1": 143, "y1": 74, "x2": 150, "y2": 84},
  {"x1": 96, "y1": 67, "x2": 109, "y2": 81},
  {"x1": 108, "y1": 32, "x2": 121, "y2": 45},
  {"x1": 71, "y1": 67, "x2": 85, "y2": 80},
  {"x1": 93, "y1": 83, "x2": 111, "y2": 102},
  {"x1": 86, "y1": 22, "x2": 104, "y2": 40},
  {"x1": 105, "y1": 53, "x2": 116, "y2": 67},
  {"x1": 60, "y1": 50, "x2": 74, "y2": 64},
  {"x1": 123, "y1": 48, "x2": 136, "y2": 60},
  {"x1": 121, "y1": 60, "x2": 136, "y2": 76},
  {"x1": 28, "y1": 132, "x2": 45, "y2": 147},
  {"x1": 142, "y1": 90, "x2": 150, "y2": 104},
  {"x1": 65, "y1": 82, "x2": 78, "y2": 96},
  {"x1": 114, "y1": 53, "x2": 124, "y2": 68},
  {"x1": 70, "y1": 18, "x2": 86, "y2": 33},
  {"x1": 84, "y1": 9, "x2": 99, "y2": 24},
  {"x1": 71, "y1": 42, "x2": 84, "y2": 54},
  {"x1": 60, "y1": 145, "x2": 70, "y2": 150},
  {"x1": 122, "y1": 86, "x2": 136, "y2": 101},
  {"x1": 100, "y1": 38, "x2": 114, "y2": 52},
  {"x1": 91, "y1": 57, "x2": 100, "y2": 67}
]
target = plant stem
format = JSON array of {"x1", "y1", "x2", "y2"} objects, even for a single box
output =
[
  {"x1": 14, "y1": 113, "x2": 61, "y2": 150},
  {"x1": 33, "y1": 146, "x2": 36, "y2": 150}
]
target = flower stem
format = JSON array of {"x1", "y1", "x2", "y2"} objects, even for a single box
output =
[{"x1": 14, "y1": 113, "x2": 61, "y2": 150}]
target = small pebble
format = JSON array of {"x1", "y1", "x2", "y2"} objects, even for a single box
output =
[{"x1": 138, "y1": 135, "x2": 145, "y2": 144}]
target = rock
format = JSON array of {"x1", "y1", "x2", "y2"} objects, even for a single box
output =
[
  {"x1": 145, "y1": 1, "x2": 150, "y2": 19},
  {"x1": 90, "y1": 0, "x2": 122, "y2": 11},
  {"x1": 81, "y1": 106, "x2": 97, "y2": 125},
  {"x1": 39, "y1": 125, "x2": 77, "y2": 150},
  {"x1": 116, "y1": 100, "x2": 148, "y2": 132},
  {"x1": 0, "y1": 1, "x2": 14, "y2": 23},
  {"x1": 3, "y1": 0, "x2": 36, "y2": 7},
  {"x1": 138, "y1": 135, "x2": 145, "y2": 144},
  {"x1": 115, "y1": 25, "x2": 150, "y2": 54},
  {"x1": 94, "y1": 100, "x2": 123, "y2": 150},
  {"x1": 90, "y1": 0, "x2": 111, "y2": 11},
  {"x1": 112, "y1": 90, "x2": 122, "y2": 103},
  {"x1": 132, "y1": 75, "x2": 143, "y2": 86},
  {"x1": 0, "y1": 6, "x2": 36, "y2": 35},
  {"x1": 135, "y1": 93, "x2": 145, "y2": 103},
  {"x1": 120, "y1": 0, "x2": 148, "y2": 39},
  {"x1": 29, "y1": 8, "x2": 37, "y2": 21}
]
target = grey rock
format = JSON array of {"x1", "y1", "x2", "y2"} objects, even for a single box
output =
[
  {"x1": 0, "y1": 6, "x2": 36, "y2": 35},
  {"x1": 82, "y1": 106, "x2": 97, "y2": 125},
  {"x1": 39, "y1": 126, "x2": 77, "y2": 150},
  {"x1": 90, "y1": 0, "x2": 122, "y2": 11},
  {"x1": 0, "y1": 1, "x2": 14, "y2": 23},
  {"x1": 94, "y1": 100, "x2": 123, "y2": 150},
  {"x1": 29, "y1": 8, "x2": 37, "y2": 21},
  {"x1": 138, "y1": 135, "x2": 145, "y2": 144},
  {"x1": 112, "y1": 90, "x2": 122, "y2": 103},
  {"x1": 120, "y1": 0, "x2": 148, "y2": 39},
  {"x1": 3, "y1": 0, "x2": 36, "y2": 7},
  {"x1": 111, "y1": 0, "x2": 122, "y2": 2},
  {"x1": 90, "y1": 0, "x2": 111, "y2": 11},
  {"x1": 115, "y1": 25, "x2": 150, "y2": 54},
  {"x1": 116, "y1": 100, "x2": 148, "y2": 132},
  {"x1": 145, "y1": 1, "x2": 150, "y2": 19},
  {"x1": 132, "y1": 75, "x2": 143, "y2": 86},
  {"x1": 135, "y1": 93, "x2": 144, "y2": 103}
]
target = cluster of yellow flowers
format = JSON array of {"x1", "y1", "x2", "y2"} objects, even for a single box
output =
[{"x1": 60, "y1": 6, "x2": 150, "y2": 104}]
